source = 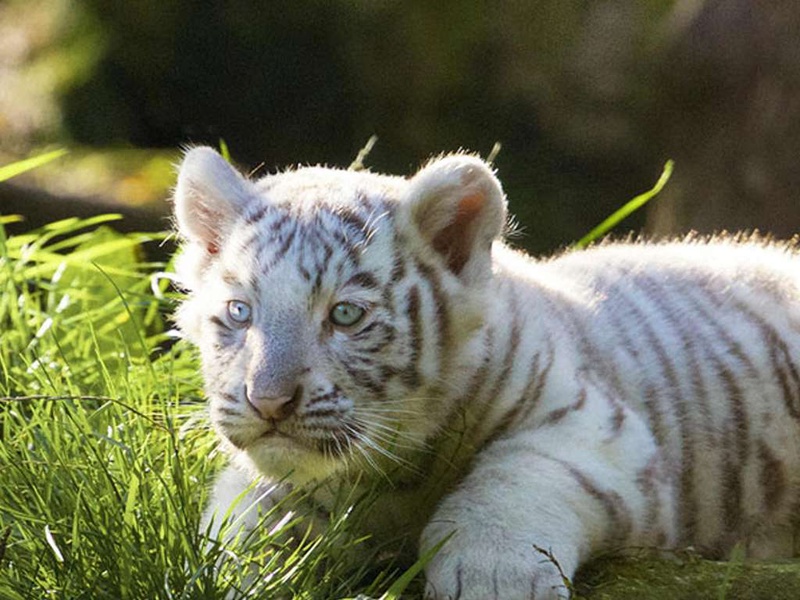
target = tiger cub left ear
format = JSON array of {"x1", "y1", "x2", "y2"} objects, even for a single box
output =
[
  {"x1": 402, "y1": 154, "x2": 507, "y2": 283},
  {"x1": 173, "y1": 146, "x2": 255, "y2": 255}
]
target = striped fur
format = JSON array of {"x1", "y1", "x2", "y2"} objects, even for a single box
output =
[{"x1": 174, "y1": 147, "x2": 800, "y2": 599}]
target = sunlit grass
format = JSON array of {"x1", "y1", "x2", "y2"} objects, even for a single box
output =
[{"x1": 0, "y1": 212, "x2": 211, "y2": 599}]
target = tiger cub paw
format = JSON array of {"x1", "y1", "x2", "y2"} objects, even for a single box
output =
[{"x1": 423, "y1": 542, "x2": 572, "y2": 600}]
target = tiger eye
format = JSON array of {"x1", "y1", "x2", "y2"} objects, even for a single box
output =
[
  {"x1": 227, "y1": 300, "x2": 252, "y2": 325},
  {"x1": 329, "y1": 302, "x2": 365, "y2": 327}
]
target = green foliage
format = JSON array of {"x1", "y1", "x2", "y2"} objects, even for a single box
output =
[
  {"x1": 0, "y1": 214, "x2": 210, "y2": 599},
  {"x1": 0, "y1": 213, "x2": 164, "y2": 394}
]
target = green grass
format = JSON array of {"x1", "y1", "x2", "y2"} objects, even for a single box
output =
[{"x1": 0, "y1": 213, "x2": 408, "y2": 599}]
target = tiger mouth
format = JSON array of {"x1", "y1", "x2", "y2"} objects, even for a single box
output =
[
  {"x1": 251, "y1": 423, "x2": 358, "y2": 458},
  {"x1": 312, "y1": 431, "x2": 358, "y2": 457},
  {"x1": 258, "y1": 428, "x2": 297, "y2": 442}
]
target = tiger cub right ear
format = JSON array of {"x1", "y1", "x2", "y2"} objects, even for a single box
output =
[
  {"x1": 173, "y1": 146, "x2": 254, "y2": 255},
  {"x1": 402, "y1": 154, "x2": 507, "y2": 284}
]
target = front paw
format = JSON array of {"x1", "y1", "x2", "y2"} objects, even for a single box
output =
[{"x1": 423, "y1": 538, "x2": 573, "y2": 600}]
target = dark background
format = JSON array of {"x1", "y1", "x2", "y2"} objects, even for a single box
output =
[{"x1": 2, "y1": 0, "x2": 799, "y2": 254}]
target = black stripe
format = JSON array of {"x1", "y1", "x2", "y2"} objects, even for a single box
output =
[
  {"x1": 322, "y1": 241, "x2": 334, "y2": 264},
  {"x1": 390, "y1": 240, "x2": 407, "y2": 281},
  {"x1": 269, "y1": 213, "x2": 291, "y2": 232},
  {"x1": 562, "y1": 461, "x2": 633, "y2": 546},
  {"x1": 336, "y1": 206, "x2": 368, "y2": 233},
  {"x1": 716, "y1": 363, "x2": 748, "y2": 532},
  {"x1": 220, "y1": 392, "x2": 238, "y2": 404},
  {"x1": 253, "y1": 220, "x2": 297, "y2": 275},
  {"x1": 767, "y1": 329, "x2": 800, "y2": 421},
  {"x1": 343, "y1": 360, "x2": 386, "y2": 397},
  {"x1": 454, "y1": 563, "x2": 463, "y2": 600},
  {"x1": 414, "y1": 259, "x2": 449, "y2": 354},
  {"x1": 541, "y1": 389, "x2": 587, "y2": 426},
  {"x1": 264, "y1": 224, "x2": 298, "y2": 274},
  {"x1": 345, "y1": 271, "x2": 379, "y2": 289},
  {"x1": 215, "y1": 406, "x2": 240, "y2": 417},
  {"x1": 681, "y1": 286, "x2": 760, "y2": 380},
  {"x1": 758, "y1": 440, "x2": 787, "y2": 513},
  {"x1": 714, "y1": 296, "x2": 800, "y2": 423},
  {"x1": 538, "y1": 289, "x2": 625, "y2": 400},
  {"x1": 244, "y1": 203, "x2": 269, "y2": 225},
  {"x1": 462, "y1": 330, "x2": 493, "y2": 405},
  {"x1": 359, "y1": 322, "x2": 397, "y2": 353},
  {"x1": 209, "y1": 315, "x2": 232, "y2": 331},
  {"x1": 635, "y1": 457, "x2": 666, "y2": 546},
  {"x1": 507, "y1": 345, "x2": 556, "y2": 432},
  {"x1": 471, "y1": 294, "x2": 522, "y2": 436},
  {"x1": 596, "y1": 291, "x2": 670, "y2": 444},
  {"x1": 402, "y1": 286, "x2": 422, "y2": 388},
  {"x1": 518, "y1": 451, "x2": 634, "y2": 547},
  {"x1": 484, "y1": 351, "x2": 544, "y2": 443}
]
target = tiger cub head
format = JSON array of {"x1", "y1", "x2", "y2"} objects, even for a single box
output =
[{"x1": 173, "y1": 147, "x2": 507, "y2": 484}]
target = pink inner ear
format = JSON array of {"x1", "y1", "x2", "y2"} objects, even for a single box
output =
[
  {"x1": 432, "y1": 192, "x2": 486, "y2": 274},
  {"x1": 196, "y1": 202, "x2": 221, "y2": 255},
  {"x1": 457, "y1": 193, "x2": 485, "y2": 218}
]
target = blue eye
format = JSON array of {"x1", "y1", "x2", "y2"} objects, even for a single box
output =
[
  {"x1": 329, "y1": 302, "x2": 365, "y2": 327},
  {"x1": 227, "y1": 300, "x2": 252, "y2": 324}
]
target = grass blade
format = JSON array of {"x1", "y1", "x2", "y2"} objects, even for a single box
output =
[
  {"x1": 575, "y1": 159, "x2": 674, "y2": 249},
  {"x1": 0, "y1": 149, "x2": 68, "y2": 183},
  {"x1": 379, "y1": 532, "x2": 454, "y2": 600},
  {"x1": 44, "y1": 525, "x2": 64, "y2": 564}
]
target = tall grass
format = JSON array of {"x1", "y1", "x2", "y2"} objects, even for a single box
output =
[{"x1": 0, "y1": 208, "x2": 403, "y2": 599}]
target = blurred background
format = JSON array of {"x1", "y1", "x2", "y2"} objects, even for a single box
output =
[{"x1": 1, "y1": 0, "x2": 799, "y2": 255}]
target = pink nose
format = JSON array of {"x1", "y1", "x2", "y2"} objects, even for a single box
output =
[{"x1": 246, "y1": 387, "x2": 300, "y2": 421}]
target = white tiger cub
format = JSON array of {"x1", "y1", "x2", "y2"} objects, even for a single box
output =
[{"x1": 174, "y1": 146, "x2": 800, "y2": 599}]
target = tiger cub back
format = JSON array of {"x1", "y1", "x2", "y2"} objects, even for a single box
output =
[{"x1": 174, "y1": 147, "x2": 800, "y2": 599}]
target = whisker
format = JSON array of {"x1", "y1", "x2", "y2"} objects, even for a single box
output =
[
  {"x1": 351, "y1": 428, "x2": 422, "y2": 475},
  {"x1": 348, "y1": 415, "x2": 430, "y2": 453},
  {"x1": 351, "y1": 439, "x2": 391, "y2": 482},
  {"x1": 342, "y1": 423, "x2": 390, "y2": 479}
]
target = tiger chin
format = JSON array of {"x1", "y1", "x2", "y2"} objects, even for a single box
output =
[{"x1": 173, "y1": 146, "x2": 800, "y2": 599}]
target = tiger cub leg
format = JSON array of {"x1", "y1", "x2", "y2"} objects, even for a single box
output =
[
  {"x1": 201, "y1": 464, "x2": 284, "y2": 543},
  {"x1": 421, "y1": 401, "x2": 674, "y2": 600}
]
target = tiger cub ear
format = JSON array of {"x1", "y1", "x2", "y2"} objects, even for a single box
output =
[
  {"x1": 173, "y1": 146, "x2": 255, "y2": 255},
  {"x1": 402, "y1": 154, "x2": 507, "y2": 283}
]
